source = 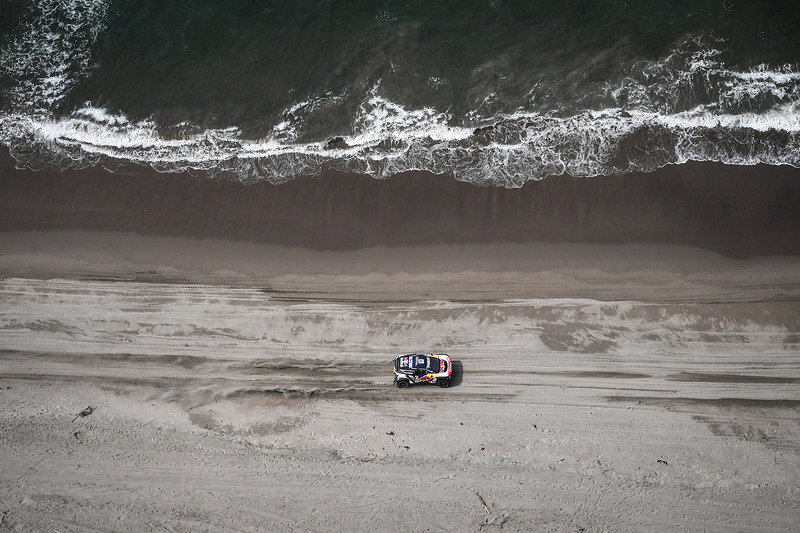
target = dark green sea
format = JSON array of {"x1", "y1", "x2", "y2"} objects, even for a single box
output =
[{"x1": 1, "y1": 0, "x2": 799, "y2": 185}]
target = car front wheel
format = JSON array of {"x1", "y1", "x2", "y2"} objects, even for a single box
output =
[{"x1": 437, "y1": 379, "x2": 450, "y2": 388}]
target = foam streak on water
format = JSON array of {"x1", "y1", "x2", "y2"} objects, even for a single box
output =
[{"x1": 4, "y1": 97, "x2": 797, "y2": 187}]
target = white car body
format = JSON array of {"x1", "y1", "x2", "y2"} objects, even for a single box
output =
[{"x1": 393, "y1": 354, "x2": 453, "y2": 388}]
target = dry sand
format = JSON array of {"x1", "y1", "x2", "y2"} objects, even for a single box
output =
[{"x1": 1, "y1": 232, "x2": 799, "y2": 532}]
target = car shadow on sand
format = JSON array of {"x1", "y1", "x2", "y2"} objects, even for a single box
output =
[{"x1": 449, "y1": 360, "x2": 464, "y2": 387}]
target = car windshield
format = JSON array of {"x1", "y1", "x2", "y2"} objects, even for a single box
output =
[{"x1": 428, "y1": 357, "x2": 441, "y2": 372}]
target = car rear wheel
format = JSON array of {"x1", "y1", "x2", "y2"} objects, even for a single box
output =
[
  {"x1": 396, "y1": 380, "x2": 410, "y2": 389},
  {"x1": 437, "y1": 379, "x2": 450, "y2": 388}
]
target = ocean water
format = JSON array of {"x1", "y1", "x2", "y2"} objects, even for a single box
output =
[{"x1": 0, "y1": 0, "x2": 799, "y2": 187}]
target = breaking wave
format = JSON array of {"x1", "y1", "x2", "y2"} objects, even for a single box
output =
[{"x1": 1, "y1": 2, "x2": 798, "y2": 187}]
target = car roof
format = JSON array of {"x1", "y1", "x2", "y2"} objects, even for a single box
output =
[{"x1": 396, "y1": 354, "x2": 429, "y2": 369}]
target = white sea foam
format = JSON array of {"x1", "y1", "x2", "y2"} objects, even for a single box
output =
[
  {"x1": 0, "y1": 0, "x2": 108, "y2": 111},
  {"x1": 4, "y1": 94, "x2": 795, "y2": 187},
  {"x1": 661, "y1": 102, "x2": 800, "y2": 132},
  {"x1": 610, "y1": 35, "x2": 800, "y2": 116},
  {"x1": 1, "y1": 22, "x2": 799, "y2": 186},
  {"x1": 271, "y1": 92, "x2": 347, "y2": 143},
  {"x1": 350, "y1": 90, "x2": 473, "y2": 145}
]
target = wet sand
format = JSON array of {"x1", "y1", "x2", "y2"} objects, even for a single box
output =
[{"x1": 3, "y1": 149, "x2": 800, "y2": 258}]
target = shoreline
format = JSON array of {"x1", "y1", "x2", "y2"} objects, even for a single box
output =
[{"x1": 3, "y1": 149, "x2": 800, "y2": 259}]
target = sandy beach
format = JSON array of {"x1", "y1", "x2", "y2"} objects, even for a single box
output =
[
  {"x1": 1, "y1": 223, "x2": 799, "y2": 531},
  {"x1": 1, "y1": 152, "x2": 799, "y2": 533}
]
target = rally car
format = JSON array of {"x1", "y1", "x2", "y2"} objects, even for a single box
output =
[{"x1": 393, "y1": 353, "x2": 452, "y2": 389}]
